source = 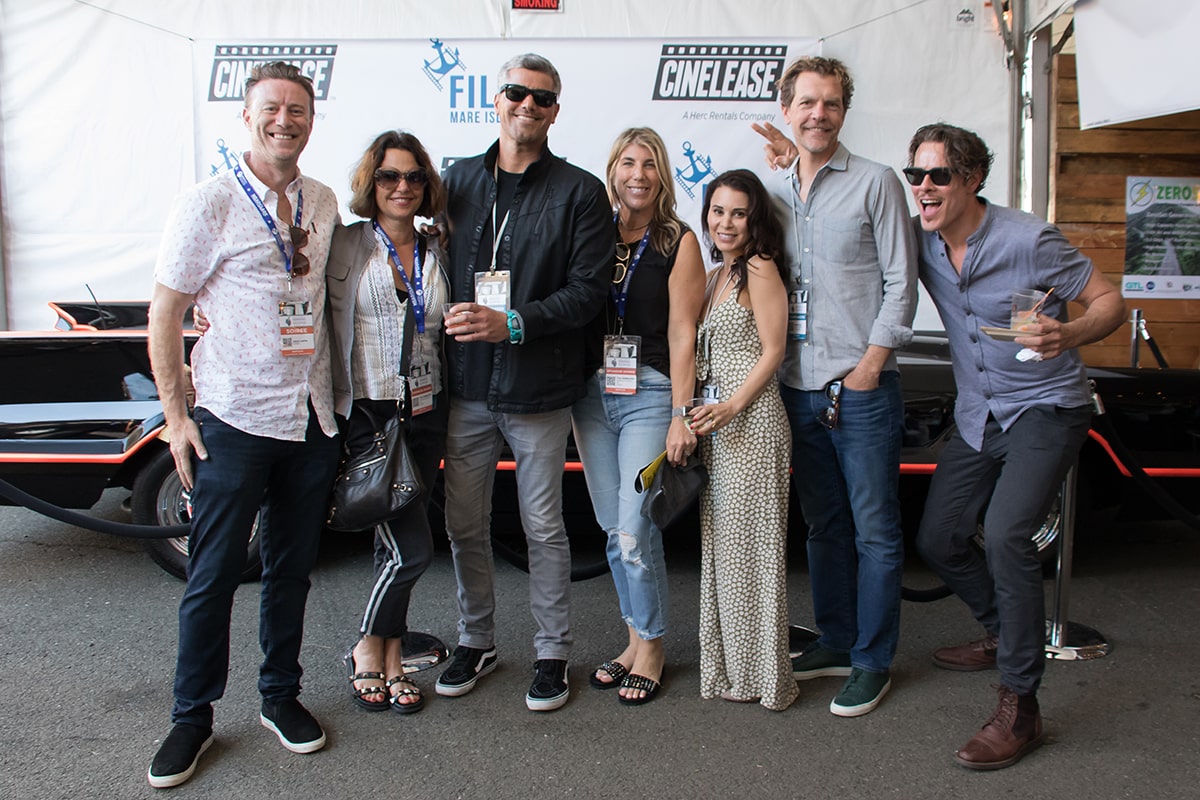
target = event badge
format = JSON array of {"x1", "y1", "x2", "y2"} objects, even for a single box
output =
[
  {"x1": 408, "y1": 358, "x2": 434, "y2": 415},
  {"x1": 603, "y1": 335, "x2": 640, "y2": 395},
  {"x1": 788, "y1": 289, "x2": 809, "y2": 341},
  {"x1": 474, "y1": 270, "x2": 511, "y2": 313},
  {"x1": 701, "y1": 376, "x2": 721, "y2": 403},
  {"x1": 278, "y1": 300, "x2": 315, "y2": 357}
]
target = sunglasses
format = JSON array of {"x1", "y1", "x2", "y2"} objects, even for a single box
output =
[
  {"x1": 817, "y1": 380, "x2": 842, "y2": 430},
  {"x1": 902, "y1": 167, "x2": 954, "y2": 187},
  {"x1": 613, "y1": 242, "x2": 632, "y2": 285},
  {"x1": 374, "y1": 168, "x2": 429, "y2": 190},
  {"x1": 289, "y1": 226, "x2": 310, "y2": 278},
  {"x1": 499, "y1": 83, "x2": 558, "y2": 108}
]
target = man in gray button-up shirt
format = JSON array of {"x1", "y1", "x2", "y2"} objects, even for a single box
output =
[
  {"x1": 906, "y1": 123, "x2": 1122, "y2": 771},
  {"x1": 754, "y1": 56, "x2": 917, "y2": 719}
]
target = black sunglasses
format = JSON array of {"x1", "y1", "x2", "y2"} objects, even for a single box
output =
[
  {"x1": 902, "y1": 167, "x2": 954, "y2": 187},
  {"x1": 289, "y1": 226, "x2": 310, "y2": 278},
  {"x1": 499, "y1": 83, "x2": 558, "y2": 108},
  {"x1": 374, "y1": 168, "x2": 429, "y2": 190},
  {"x1": 817, "y1": 380, "x2": 842, "y2": 430}
]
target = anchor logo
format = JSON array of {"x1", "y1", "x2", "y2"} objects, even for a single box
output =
[
  {"x1": 674, "y1": 141, "x2": 715, "y2": 200},
  {"x1": 209, "y1": 138, "x2": 238, "y2": 176},
  {"x1": 423, "y1": 38, "x2": 467, "y2": 91}
]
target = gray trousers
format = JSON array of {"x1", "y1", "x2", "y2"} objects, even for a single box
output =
[
  {"x1": 916, "y1": 405, "x2": 1092, "y2": 695},
  {"x1": 443, "y1": 398, "x2": 574, "y2": 661}
]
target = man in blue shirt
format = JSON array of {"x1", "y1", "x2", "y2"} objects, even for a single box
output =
[
  {"x1": 755, "y1": 56, "x2": 917, "y2": 718},
  {"x1": 906, "y1": 123, "x2": 1123, "y2": 769}
]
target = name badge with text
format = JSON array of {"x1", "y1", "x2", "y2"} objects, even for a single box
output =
[
  {"x1": 409, "y1": 359, "x2": 434, "y2": 415},
  {"x1": 788, "y1": 289, "x2": 809, "y2": 341},
  {"x1": 603, "y1": 335, "x2": 641, "y2": 395},
  {"x1": 279, "y1": 300, "x2": 315, "y2": 357},
  {"x1": 474, "y1": 270, "x2": 511, "y2": 313}
]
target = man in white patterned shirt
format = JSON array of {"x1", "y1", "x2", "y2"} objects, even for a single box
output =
[{"x1": 146, "y1": 62, "x2": 340, "y2": 789}]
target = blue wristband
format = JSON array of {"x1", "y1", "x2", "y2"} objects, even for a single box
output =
[{"x1": 506, "y1": 310, "x2": 523, "y2": 345}]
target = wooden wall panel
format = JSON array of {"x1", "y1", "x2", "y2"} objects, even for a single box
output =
[{"x1": 1053, "y1": 55, "x2": 1200, "y2": 369}]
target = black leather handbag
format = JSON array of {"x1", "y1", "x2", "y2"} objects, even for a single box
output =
[
  {"x1": 326, "y1": 401, "x2": 423, "y2": 532},
  {"x1": 327, "y1": 289, "x2": 423, "y2": 532},
  {"x1": 634, "y1": 450, "x2": 709, "y2": 530}
]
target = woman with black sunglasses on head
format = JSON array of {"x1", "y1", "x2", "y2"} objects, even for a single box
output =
[
  {"x1": 689, "y1": 168, "x2": 795, "y2": 711},
  {"x1": 326, "y1": 130, "x2": 450, "y2": 715}
]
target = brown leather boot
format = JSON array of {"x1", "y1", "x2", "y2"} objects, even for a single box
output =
[
  {"x1": 932, "y1": 634, "x2": 998, "y2": 671},
  {"x1": 954, "y1": 685, "x2": 1043, "y2": 770}
]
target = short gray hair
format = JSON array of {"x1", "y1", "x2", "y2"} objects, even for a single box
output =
[{"x1": 496, "y1": 52, "x2": 562, "y2": 95}]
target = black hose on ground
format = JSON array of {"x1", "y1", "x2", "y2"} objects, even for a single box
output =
[{"x1": 0, "y1": 478, "x2": 189, "y2": 539}]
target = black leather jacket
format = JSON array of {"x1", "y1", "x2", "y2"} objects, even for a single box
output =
[{"x1": 444, "y1": 140, "x2": 613, "y2": 413}]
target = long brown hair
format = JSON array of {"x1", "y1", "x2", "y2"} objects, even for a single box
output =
[{"x1": 700, "y1": 169, "x2": 787, "y2": 287}]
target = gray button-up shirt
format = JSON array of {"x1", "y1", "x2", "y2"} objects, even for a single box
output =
[
  {"x1": 915, "y1": 199, "x2": 1094, "y2": 451},
  {"x1": 770, "y1": 143, "x2": 917, "y2": 390}
]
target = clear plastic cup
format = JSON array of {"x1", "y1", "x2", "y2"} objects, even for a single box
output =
[{"x1": 1011, "y1": 289, "x2": 1047, "y2": 330}]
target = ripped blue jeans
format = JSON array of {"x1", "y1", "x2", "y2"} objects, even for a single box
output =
[{"x1": 571, "y1": 367, "x2": 671, "y2": 640}]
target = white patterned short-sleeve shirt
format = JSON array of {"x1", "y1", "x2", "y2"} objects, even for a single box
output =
[{"x1": 154, "y1": 160, "x2": 340, "y2": 441}]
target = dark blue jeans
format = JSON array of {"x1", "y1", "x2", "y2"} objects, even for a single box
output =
[
  {"x1": 781, "y1": 371, "x2": 905, "y2": 674},
  {"x1": 916, "y1": 405, "x2": 1092, "y2": 695},
  {"x1": 171, "y1": 405, "x2": 339, "y2": 728}
]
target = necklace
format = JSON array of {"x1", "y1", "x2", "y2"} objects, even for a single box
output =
[
  {"x1": 618, "y1": 214, "x2": 650, "y2": 242},
  {"x1": 704, "y1": 266, "x2": 736, "y2": 321}
]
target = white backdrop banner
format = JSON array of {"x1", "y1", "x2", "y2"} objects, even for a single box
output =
[{"x1": 191, "y1": 37, "x2": 820, "y2": 229}]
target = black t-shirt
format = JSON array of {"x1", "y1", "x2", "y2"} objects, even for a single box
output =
[{"x1": 599, "y1": 227, "x2": 686, "y2": 378}]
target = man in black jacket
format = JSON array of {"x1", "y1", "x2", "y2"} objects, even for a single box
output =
[{"x1": 435, "y1": 53, "x2": 613, "y2": 711}]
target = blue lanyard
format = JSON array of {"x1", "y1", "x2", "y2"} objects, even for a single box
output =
[
  {"x1": 611, "y1": 218, "x2": 651, "y2": 327},
  {"x1": 231, "y1": 158, "x2": 304, "y2": 281},
  {"x1": 373, "y1": 221, "x2": 426, "y2": 334}
]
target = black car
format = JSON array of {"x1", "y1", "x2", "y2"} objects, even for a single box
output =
[{"x1": 2, "y1": 302, "x2": 1198, "y2": 581}]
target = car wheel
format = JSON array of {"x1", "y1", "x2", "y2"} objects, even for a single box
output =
[
  {"x1": 902, "y1": 488, "x2": 1064, "y2": 603},
  {"x1": 430, "y1": 471, "x2": 610, "y2": 582},
  {"x1": 131, "y1": 447, "x2": 263, "y2": 582},
  {"x1": 490, "y1": 528, "x2": 611, "y2": 582},
  {"x1": 973, "y1": 492, "x2": 1062, "y2": 574}
]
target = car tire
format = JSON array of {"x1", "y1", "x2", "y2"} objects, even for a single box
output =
[
  {"x1": 902, "y1": 486, "x2": 1066, "y2": 603},
  {"x1": 973, "y1": 491, "x2": 1062, "y2": 576},
  {"x1": 131, "y1": 447, "x2": 263, "y2": 582},
  {"x1": 430, "y1": 471, "x2": 610, "y2": 582}
]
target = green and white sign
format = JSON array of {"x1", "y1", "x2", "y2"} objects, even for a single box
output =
[{"x1": 1123, "y1": 176, "x2": 1200, "y2": 299}]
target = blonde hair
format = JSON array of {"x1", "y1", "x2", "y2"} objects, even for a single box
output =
[{"x1": 605, "y1": 127, "x2": 684, "y2": 255}]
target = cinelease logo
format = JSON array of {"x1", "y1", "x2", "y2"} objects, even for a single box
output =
[
  {"x1": 653, "y1": 44, "x2": 787, "y2": 102},
  {"x1": 208, "y1": 44, "x2": 337, "y2": 102}
]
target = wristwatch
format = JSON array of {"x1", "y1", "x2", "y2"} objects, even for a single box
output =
[
  {"x1": 506, "y1": 310, "x2": 524, "y2": 345},
  {"x1": 671, "y1": 406, "x2": 689, "y2": 418}
]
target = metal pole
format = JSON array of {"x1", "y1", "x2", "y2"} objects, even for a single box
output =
[
  {"x1": 1130, "y1": 307, "x2": 1142, "y2": 368},
  {"x1": 1047, "y1": 466, "x2": 1076, "y2": 649},
  {"x1": 1045, "y1": 464, "x2": 1111, "y2": 660}
]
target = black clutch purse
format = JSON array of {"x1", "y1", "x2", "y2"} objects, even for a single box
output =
[
  {"x1": 327, "y1": 401, "x2": 423, "y2": 532},
  {"x1": 634, "y1": 450, "x2": 708, "y2": 530}
]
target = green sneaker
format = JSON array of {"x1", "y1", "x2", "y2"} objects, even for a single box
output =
[
  {"x1": 791, "y1": 644, "x2": 852, "y2": 681},
  {"x1": 830, "y1": 668, "x2": 891, "y2": 717}
]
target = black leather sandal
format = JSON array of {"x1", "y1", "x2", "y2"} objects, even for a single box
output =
[
  {"x1": 343, "y1": 649, "x2": 389, "y2": 712},
  {"x1": 386, "y1": 674, "x2": 425, "y2": 714},
  {"x1": 617, "y1": 672, "x2": 663, "y2": 706},
  {"x1": 588, "y1": 660, "x2": 629, "y2": 690}
]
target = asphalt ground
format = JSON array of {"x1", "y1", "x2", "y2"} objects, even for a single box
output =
[{"x1": 1, "y1": 491, "x2": 1198, "y2": 800}]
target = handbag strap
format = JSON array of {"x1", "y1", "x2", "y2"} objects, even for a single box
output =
[{"x1": 387, "y1": 234, "x2": 421, "y2": 423}]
